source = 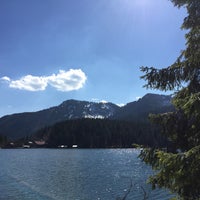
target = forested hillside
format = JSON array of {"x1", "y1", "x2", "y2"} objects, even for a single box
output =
[
  {"x1": 33, "y1": 118, "x2": 167, "y2": 148},
  {"x1": 0, "y1": 93, "x2": 173, "y2": 140}
]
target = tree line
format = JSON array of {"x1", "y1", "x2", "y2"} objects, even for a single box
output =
[{"x1": 32, "y1": 118, "x2": 168, "y2": 148}]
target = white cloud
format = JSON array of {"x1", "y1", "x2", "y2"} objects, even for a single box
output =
[
  {"x1": 47, "y1": 69, "x2": 87, "y2": 92},
  {"x1": 1, "y1": 69, "x2": 87, "y2": 92},
  {"x1": 9, "y1": 75, "x2": 47, "y2": 91},
  {"x1": 1, "y1": 76, "x2": 11, "y2": 82},
  {"x1": 136, "y1": 96, "x2": 141, "y2": 100}
]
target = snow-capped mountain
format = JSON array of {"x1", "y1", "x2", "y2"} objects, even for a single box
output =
[
  {"x1": 0, "y1": 100, "x2": 120, "y2": 139},
  {"x1": 56, "y1": 99, "x2": 120, "y2": 119},
  {"x1": 0, "y1": 93, "x2": 173, "y2": 139}
]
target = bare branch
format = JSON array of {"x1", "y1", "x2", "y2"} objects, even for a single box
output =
[{"x1": 140, "y1": 186, "x2": 149, "y2": 200}]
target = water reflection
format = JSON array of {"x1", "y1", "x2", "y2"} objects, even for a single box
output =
[{"x1": 0, "y1": 149, "x2": 172, "y2": 200}]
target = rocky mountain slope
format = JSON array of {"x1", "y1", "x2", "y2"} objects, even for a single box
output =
[{"x1": 0, "y1": 93, "x2": 173, "y2": 139}]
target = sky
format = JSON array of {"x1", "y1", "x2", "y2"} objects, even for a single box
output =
[{"x1": 0, "y1": 0, "x2": 186, "y2": 117}]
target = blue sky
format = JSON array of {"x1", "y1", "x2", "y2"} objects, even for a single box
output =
[{"x1": 0, "y1": 0, "x2": 186, "y2": 117}]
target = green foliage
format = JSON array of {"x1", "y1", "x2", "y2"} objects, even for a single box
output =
[
  {"x1": 140, "y1": 0, "x2": 200, "y2": 199},
  {"x1": 140, "y1": 146, "x2": 200, "y2": 199},
  {"x1": 0, "y1": 135, "x2": 7, "y2": 147},
  {"x1": 33, "y1": 119, "x2": 167, "y2": 148}
]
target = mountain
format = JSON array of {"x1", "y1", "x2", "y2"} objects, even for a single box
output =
[
  {"x1": 0, "y1": 100, "x2": 120, "y2": 139},
  {"x1": 113, "y1": 93, "x2": 173, "y2": 121},
  {"x1": 0, "y1": 93, "x2": 173, "y2": 140}
]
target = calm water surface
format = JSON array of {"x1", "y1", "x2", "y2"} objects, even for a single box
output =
[{"x1": 0, "y1": 149, "x2": 173, "y2": 200}]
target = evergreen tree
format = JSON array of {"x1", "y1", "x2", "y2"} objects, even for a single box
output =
[{"x1": 139, "y1": 0, "x2": 200, "y2": 199}]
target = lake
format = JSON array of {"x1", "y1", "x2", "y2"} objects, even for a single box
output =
[{"x1": 0, "y1": 149, "x2": 173, "y2": 200}]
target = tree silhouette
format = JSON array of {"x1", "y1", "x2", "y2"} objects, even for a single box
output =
[{"x1": 140, "y1": 0, "x2": 200, "y2": 199}]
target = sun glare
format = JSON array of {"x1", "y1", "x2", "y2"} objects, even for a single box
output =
[{"x1": 124, "y1": 0, "x2": 151, "y2": 7}]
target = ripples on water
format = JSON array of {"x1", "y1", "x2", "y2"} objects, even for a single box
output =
[{"x1": 0, "y1": 149, "x2": 173, "y2": 200}]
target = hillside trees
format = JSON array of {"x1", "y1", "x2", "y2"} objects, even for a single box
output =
[
  {"x1": 139, "y1": 0, "x2": 200, "y2": 199},
  {"x1": 0, "y1": 135, "x2": 7, "y2": 147},
  {"x1": 33, "y1": 119, "x2": 167, "y2": 148}
]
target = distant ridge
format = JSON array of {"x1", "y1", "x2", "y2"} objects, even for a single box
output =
[
  {"x1": 0, "y1": 93, "x2": 173, "y2": 139},
  {"x1": 113, "y1": 93, "x2": 173, "y2": 121}
]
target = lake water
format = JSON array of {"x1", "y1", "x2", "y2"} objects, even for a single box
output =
[{"x1": 0, "y1": 149, "x2": 173, "y2": 200}]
